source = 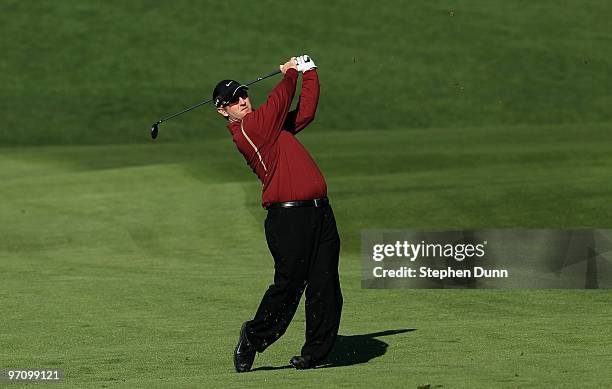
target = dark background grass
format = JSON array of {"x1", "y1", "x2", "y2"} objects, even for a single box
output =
[{"x1": 1, "y1": 0, "x2": 610, "y2": 145}]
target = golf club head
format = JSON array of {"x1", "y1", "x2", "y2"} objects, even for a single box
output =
[{"x1": 151, "y1": 121, "x2": 160, "y2": 139}]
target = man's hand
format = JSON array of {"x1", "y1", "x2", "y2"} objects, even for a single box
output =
[
  {"x1": 280, "y1": 57, "x2": 298, "y2": 75},
  {"x1": 296, "y1": 55, "x2": 317, "y2": 73}
]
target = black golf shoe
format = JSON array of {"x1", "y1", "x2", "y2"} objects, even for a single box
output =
[
  {"x1": 234, "y1": 322, "x2": 256, "y2": 373},
  {"x1": 289, "y1": 355, "x2": 315, "y2": 369}
]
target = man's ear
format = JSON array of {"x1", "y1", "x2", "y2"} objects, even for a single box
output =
[{"x1": 217, "y1": 107, "x2": 229, "y2": 118}]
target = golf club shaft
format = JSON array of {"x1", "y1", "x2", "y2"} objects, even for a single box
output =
[
  {"x1": 158, "y1": 69, "x2": 281, "y2": 124},
  {"x1": 244, "y1": 69, "x2": 282, "y2": 87},
  {"x1": 158, "y1": 98, "x2": 213, "y2": 123}
]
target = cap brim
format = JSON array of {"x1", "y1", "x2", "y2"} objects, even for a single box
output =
[
  {"x1": 216, "y1": 85, "x2": 248, "y2": 107},
  {"x1": 231, "y1": 84, "x2": 248, "y2": 97}
]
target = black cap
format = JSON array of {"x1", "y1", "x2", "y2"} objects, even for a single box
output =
[{"x1": 212, "y1": 80, "x2": 248, "y2": 108}]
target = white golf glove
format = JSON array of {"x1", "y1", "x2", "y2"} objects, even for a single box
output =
[{"x1": 296, "y1": 55, "x2": 317, "y2": 73}]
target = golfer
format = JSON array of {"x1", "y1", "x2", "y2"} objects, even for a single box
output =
[{"x1": 213, "y1": 55, "x2": 342, "y2": 372}]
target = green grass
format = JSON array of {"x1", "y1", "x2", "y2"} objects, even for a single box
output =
[
  {"x1": 2, "y1": 125, "x2": 612, "y2": 387},
  {"x1": 1, "y1": 0, "x2": 611, "y2": 386},
  {"x1": 1, "y1": 0, "x2": 611, "y2": 145}
]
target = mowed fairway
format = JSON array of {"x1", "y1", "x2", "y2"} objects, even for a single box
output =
[{"x1": 2, "y1": 124, "x2": 612, "y2": 388}]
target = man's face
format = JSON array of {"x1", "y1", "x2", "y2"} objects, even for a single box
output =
[{"x1": 217, "y1": 90, "x2": 253, "y2": 121}]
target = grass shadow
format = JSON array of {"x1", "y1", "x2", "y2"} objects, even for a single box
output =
[
  {"x1": 251, "y1": 329, "x2": 415, "y2": 372},
  {"x1": 250, "y1": 364, "x2": 293, "y2": 372},
  {"x1": 318, "y1": 329, "x2": 415, "y2": 368}
]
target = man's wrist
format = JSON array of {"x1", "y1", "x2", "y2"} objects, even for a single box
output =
[
  {"x1": 284, "y1": 68, "x2": 299, "y2": 78},
  {"x1": 302, "y1": 68, "x2": 317, "y2": 76}
]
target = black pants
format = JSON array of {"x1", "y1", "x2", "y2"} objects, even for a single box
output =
[{"x1": 245, "y1": 204, "x2": 343, "y2": 363}]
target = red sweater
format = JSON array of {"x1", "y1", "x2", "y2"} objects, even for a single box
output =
[{"x1": 227, "y1": 68, "x2": 327, "y2": 208}]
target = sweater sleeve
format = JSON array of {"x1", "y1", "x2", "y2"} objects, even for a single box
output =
[
  {"x1": 283, "y1": 69, "x2": 320, "y2": 134},
  {"x1": 244, "y1": 69, "x2": 298, "y2": 143}
]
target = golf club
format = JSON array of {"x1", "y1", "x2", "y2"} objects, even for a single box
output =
[{"x1": 150, "y1": 69, "x2": 282, "y2": 139}]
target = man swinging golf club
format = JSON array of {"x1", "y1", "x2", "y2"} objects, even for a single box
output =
[{"x1": 213, "y1": 55, "x2": 342, "y2": 372}]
